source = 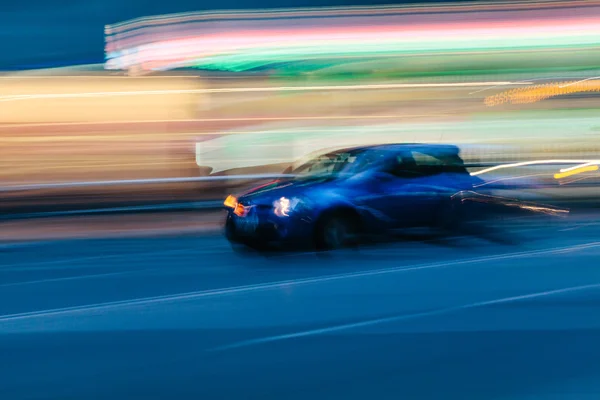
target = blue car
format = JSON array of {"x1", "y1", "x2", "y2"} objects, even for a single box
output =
[{"x1": 222, "y1": 143, "x2": 565, "y2": 251}]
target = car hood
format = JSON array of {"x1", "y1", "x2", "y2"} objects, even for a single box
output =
[{"x1": 238, "y1": 175, "x2": 334, "y2": 205}]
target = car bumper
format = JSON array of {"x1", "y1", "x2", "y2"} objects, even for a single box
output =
[{"x1": 224, "y1": 209, "x2": 313, "y2": 248}]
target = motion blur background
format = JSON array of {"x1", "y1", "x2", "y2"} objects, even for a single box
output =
[{"x1": 2, "y1": 0, "x2": 599, "y2": 240}]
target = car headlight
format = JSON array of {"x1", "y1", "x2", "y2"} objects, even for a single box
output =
[{"x1": 273, "y1": 197, "x2": 304, "y2": 217}]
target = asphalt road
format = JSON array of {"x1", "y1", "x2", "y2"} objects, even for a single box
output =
[{"x1": 1, "y1": 215, "x2": 600, "y2": 400}]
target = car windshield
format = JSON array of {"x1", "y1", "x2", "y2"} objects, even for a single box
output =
[{"x1": 292, "y1": 149, "x2": 367, "y2": 176}]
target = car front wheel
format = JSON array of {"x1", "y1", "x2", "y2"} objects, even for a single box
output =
[{"x1": 315, "y1": 212, "x2": 360, "y2": 252}]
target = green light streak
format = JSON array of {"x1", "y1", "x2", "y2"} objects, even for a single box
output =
[{"x1": 182, "y1": 32, "x2": 599, "y2": 71}]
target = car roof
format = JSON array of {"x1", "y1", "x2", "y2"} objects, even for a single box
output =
[{"x1": 332, "y1": 143, "x2": 461, "y2": 154}]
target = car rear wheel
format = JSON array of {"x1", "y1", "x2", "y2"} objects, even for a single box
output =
[
  {"x1": 436, "y1": 196, "x2": 466, "y2": 234},
  {"x1": 315, "y1": 212, "x2": 360, "y2": 252}
]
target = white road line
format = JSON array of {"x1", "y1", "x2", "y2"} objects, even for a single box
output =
[
  {"x1": 559, "y1": 222, "x2": 600, "y2": 232},
  {"x1": 210, "y1": 282, "x2": 600, "y2": 351},
  {"x1": 1, "y1": 241, "x2": 599, "y2": 323},
  {"x1": 0, "y1": 271, "x2": 141, "y2": 288}
]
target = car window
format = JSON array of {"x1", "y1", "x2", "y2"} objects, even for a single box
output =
[
  {"x1": 378, "y1": 149, "x2": 467, "y2": 178},
  {"x1": 312, "y1": 155, "x2": 353, "y2": 174},
  {"x1": 410, "y1": 150, "x2": 467, "y2": 176},
  {"x1": 380, "y1": 153, "x2": 420, "y2": 178},
  {"x1": 344, "y1": 150, "x2": 388, "y2": 174},
  {"x1": 293, "y1": 150, "x2": 364, "y2": 176},
  {"x1": 411, "y1": 151, "x2": 446, "y2": 167}
]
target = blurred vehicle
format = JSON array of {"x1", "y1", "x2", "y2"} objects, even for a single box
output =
[
  {"x1": 223, "y1": 143, "x2": 570, "y2": 252},
  {"x1": 223, "y1": 143, "x2": 490, "y2": 251}
]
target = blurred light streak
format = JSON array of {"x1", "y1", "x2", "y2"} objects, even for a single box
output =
[
  {"x1": 509, "y1": 203, "x2": 570, "y2": 216},
  {"x1": 0, "y1": 116, "x2": 460, "y2": 143},
  {"x1": 0, "y1": 174, "x2": 296, "y2": 193},
  {"x1": 554, "y1": 165, "x2": 599, "y2": 180},
  {"x1": 0, "y1": 112, "x2": 458, "y2": 129},
  {"x1": 472, "y1": 160, "x2": 600, "y2": 176},
  {"x1": 0, "y1": 75, "x2": 190, "y2": 79},
  {"x1": 0, "y1": 161, "x2": 196, "y2": 172},
  {"x1": 559, "y1": 76, "x2": 600, "y2": 88},
  {"x1": 485, "y1": 80, "x2": 600, "y2": 106},
  {"x1": 559, "y1": 162, "x2": 600, "y2": 173},
  {"x1": 0, "y1": 81, "x2": 531, "y2": 103},
  {"x1": 105, "y1": 1, "x2": 597, "y2": 34},
  {"x1": 468, "y1": 75, "x2": 595, "y2": 95},
  {"x1": 457, "y1": 191, "x2": 569, "y2": 217},
  {"x1": 104, "y1": 2, "x2": 600, "y2": 73}
]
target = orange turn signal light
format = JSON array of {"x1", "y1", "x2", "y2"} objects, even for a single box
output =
[{"x1": 224, "y1": 195, "x2": 237, "y2": 209}]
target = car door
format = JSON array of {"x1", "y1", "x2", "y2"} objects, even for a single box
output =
[
  {"x1": 357, "y1": 151, "x2": 427, "y2": 228},
  {"x1": 401, "y1": 150, "x2": 452, "y2": 224},
  {"x1": 361, "y1": 149, "x2": 465, "y2": 228}
]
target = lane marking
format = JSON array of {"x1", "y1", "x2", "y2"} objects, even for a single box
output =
[
  {"x1": 0, "y1": 271, "x2": 145, "y2": 288},
  {"x1": 1, "y1": 241, "x2": 599, "y2": 323},
  {"x1": 211, "y1": 282, "x2": 600, "y2": 351},
  {"x1": 559, "y1": 222, "x2": 600, "y2": 232}
]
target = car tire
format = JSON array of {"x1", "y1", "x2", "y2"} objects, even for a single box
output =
[{"x1": 315, "y1": 212, "x2": 360, "y2": 252}]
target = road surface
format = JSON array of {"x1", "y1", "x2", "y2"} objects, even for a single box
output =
[{"x1": 1, "y1": 214, "x2": 600, "y2": 399}]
